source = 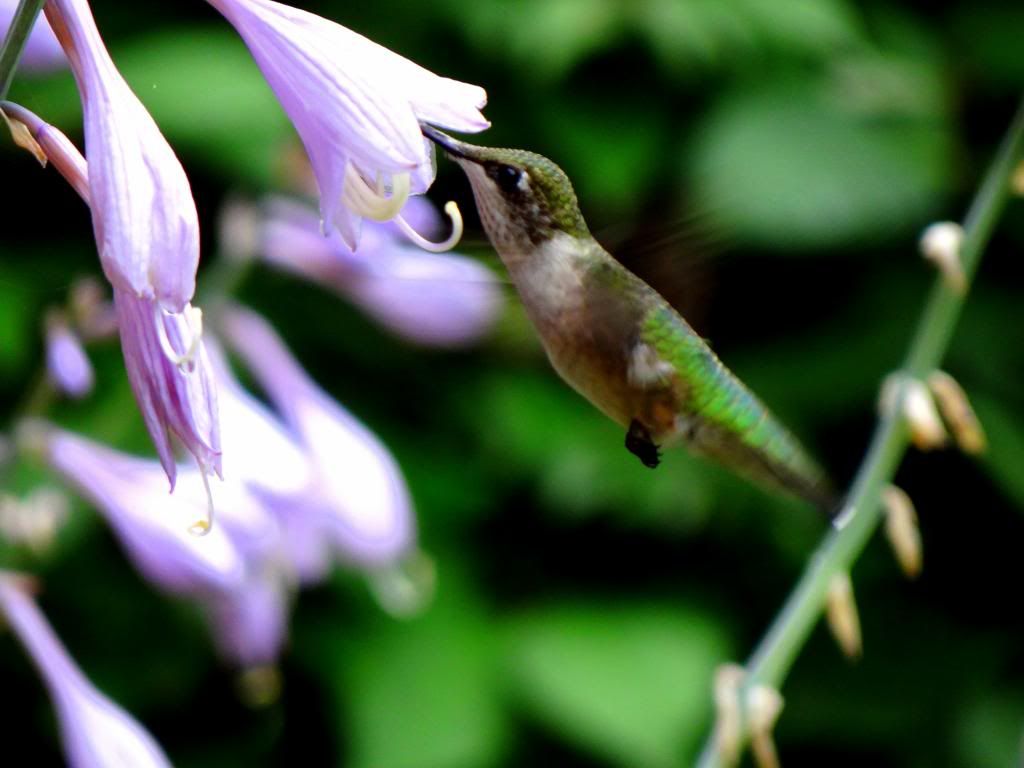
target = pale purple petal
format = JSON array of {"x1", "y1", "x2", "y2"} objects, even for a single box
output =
[
  {"x1": 45, "y1": 320, "x2": 94, "y2": 398},
  {"x1": 46, "y1": 0, "x2": 199, "y2": 310},
  {"x1": 221, "y1": 306, "x2": 415, "y2": 566},
  {"x1": 204, "y1": 572, "x2": 290, "y2": 666},
  {"x1": 43, "y1": 427, "x2": 243, "y2": 595},
  {"x1": 0, "y1": 575, "x2": 172, "y2": 768},
  {"x1": 259, "y1": 197, "x2": 502, "y2": 347},
  {"x1": 114, "y1": 289, "x2": 221, "y2": 488},
  {"x1": 0, "y1": 0, "x2": 66, "y2": 72}
]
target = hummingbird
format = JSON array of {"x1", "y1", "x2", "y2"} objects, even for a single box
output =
[{"x1": 422, "y1": 124, "x2": 835, "y2": 512}]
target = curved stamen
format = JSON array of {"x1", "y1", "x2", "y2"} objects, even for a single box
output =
[
  {"x1": 395, "y1": 200, "x2": 464, "y2": 253},
  {"x1": 188, "y1": 461, "x2": 215, "y2": 537},
  {"x1": 341, "y1": 166, "x2": 411, "y2": 222},
  {"x1": 154, "y1": 303, "x2": 204, "y2": 373}
]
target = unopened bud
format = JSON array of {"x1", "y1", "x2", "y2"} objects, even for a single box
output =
[
  {"x1": 712, "y1": 663, "x2": 746, "y2": 767},
  {"x1": 882, "y1": 485, "x2": 922, "y2": 578},
  {"x1": 880, "y1": 374, "x2": 948, "y2": 449},
  {"x1": 919, "y1": 221, "x2": 966, "y2": 294},
  {"x1": 927, "y1": 370, "x2": 986, "y2": 455},
  {"x1": 747, "y1": 684, "x2": 784, "y2": 768},
  {"x1": 368, "y1": 549, "x2": 437, "y2": 619},
  {"x1": 826, "y1": 572, "x2": 862, "y2": 659},
  {"x1": 44, "y1": 311, "x2": 94, "y2": 399}
]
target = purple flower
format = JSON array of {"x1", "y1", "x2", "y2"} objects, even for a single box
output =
[
  {"x1": 41, "y1": 425, "x2": 244, "y2": 595},
  {"x1": 0, "y1": 574, "x2": 172, "y2": 768},
  {"x1": 221, "y1": 306, "x2": 416, "y2": 566},
  {"x1": 45, "y1": 0, "x2": 200, "y2": 311},
  {"x1": 208, "y1": 342, "x2": 333, "y2": 582},
  {"x1": 45, "y1": 312, "x2": 94, "y2": 399},
  {"x1": 0, "y1": 0, "x2": 65, "y2": 72},
  {"x1": 113, "y1": 289, "x2": 221, "y2": 490},
  {"x1": 205, "y1": 0, "x2": 488, "y2": 248},
  {"x1": 0, "y1": 101, "x2": 221, "y2": 493},
  {"x1": 258, "y1": 196, "x2": 502, "y2": 346}
]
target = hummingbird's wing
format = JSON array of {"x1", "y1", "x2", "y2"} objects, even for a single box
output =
[{"x1": 640, "y1": 303, "x2": 835, "y2": 511}]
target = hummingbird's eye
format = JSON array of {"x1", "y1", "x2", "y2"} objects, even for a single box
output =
[{"x1": 490, "y1": 163, "x2": 524, "y2": 194}]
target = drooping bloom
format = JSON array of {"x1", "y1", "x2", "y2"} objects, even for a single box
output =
[
  {"x1": 36, "y1": 422, "x2": 292, "y2": 665},
  {"x1": 44, "y1": 0, "x2": 199, "y2": 310},
  {"x1": 0, "y1": 0, "x2": 65, "y2": 72},
  {"x1": 204, "y1": 0, "x2": 489, "y2": 248},
  {"x1": 208, "y1": 341, "x2": 333, "y2": 582},
  {"x1": 0, "y1": 97, "x2": 220, "y2": 491},
  {"x1": 41, "y1": 425, "x2": 244, "y2": 595},
  {"x1": 44, "y1": 312, "x2": 94, "y2": 398},
  {"x1": 221, "y1": 305, "x2": 416, "y2": 566},
  {"x1": 0, "y1": 574, "x2": 173, "y2": 768},
  {"x1": 256, "y1": 196, "x2": 502, "y2": 346}
]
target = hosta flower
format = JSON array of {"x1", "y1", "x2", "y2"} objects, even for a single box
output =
[
  {"x1": 0, "y1": 0, "x2": 65, "y2": 72},
  {"x1": 45, "y1": 0, "x2": 199, "y2": 310},
  {"x1": 204, "y1": 0, "x2": 489, "y2": 248},
  {"x1": 209, "y1": 342, "x2": 333, "y2": 582},
  {"x1": 257, "y1": 196, "x2": 502, "y2": 346},
  {"x1": 0, "y1": 573, "x2": 172, "y2": 768},
  {"x1": 221, "y1": 306, "x2": 415, "y2": 566},
  {"x1": 40, "y1": 425, "x2": 244, "y2": 594},
  {"x1": 44, "y1": 311, "x2": 94, "y2": 399},
  {"x1": 0, "y1": 100, "x2": 220, "y2": 495}
]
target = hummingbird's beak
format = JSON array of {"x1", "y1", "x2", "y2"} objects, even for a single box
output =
[{"x1": 420, "y1": 123, "x2": 475, "y2": 162}]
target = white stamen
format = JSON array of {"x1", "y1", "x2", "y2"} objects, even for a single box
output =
[
  {"x1": 395, "y1": 200, "x2": 464, "y2": 252},
  {"x1": 341, "y1": 166, "x2": 411, "y2": 222},
  {"x1": 189, "y1": 461, "x2": 216, "y2": 537},
  {"x1": 154, "y1": 303, "x2": 204, "y2": 373}
]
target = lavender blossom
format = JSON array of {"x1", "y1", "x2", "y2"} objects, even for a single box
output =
[
  {"x1": 41, "y1": 426, "x2": 244, "y2": 595},
  {"x1": 221, "y1": 306, "x2": 415, "y2": 566},
  {"x1": 45, "y1": 312, "x2": 94, "y2": 398},
  {"x1": 0, "y1": 0, "x2": 65, "y2": 72},
  {"x1": 204, "y1": 0, "x2": 489, "y2": 248},
  {"x1": 0, "y1": 574, "x2": 172, "y2": 768},
  {"x1": 0, "y1": 101, "x2": 220, "y2": 494},
  {"x1": 257, "y1": 196, "x2": 502, "y2": 346},
  {"x1": 209, "y1": 342, "x2": 333, "y2": 582},
  {"x1": 45, "y1": 0, "x2": 200, "y2": 310}
]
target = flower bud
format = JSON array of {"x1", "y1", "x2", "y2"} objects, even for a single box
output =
[
  {"x1": 882, "y1": 484, "x2": 922, "y2": 578},
  {"x1": 927, "y1": 370, "x2": 986, "y2": 455},
  {"x1": 919, "y1": 221, "x2": 966, "y2": 294},
  {"x1": 825, "y1": 571, "x2": 862, "y2": 659}
]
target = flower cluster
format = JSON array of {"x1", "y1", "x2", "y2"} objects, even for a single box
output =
[{"x1": 0, "y1": 0, "x2": 493, "y2": 762}]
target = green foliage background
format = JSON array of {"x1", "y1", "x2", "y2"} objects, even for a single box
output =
[{"x1": 2, "y1": 0, "x2": 1024, "y2": 765}]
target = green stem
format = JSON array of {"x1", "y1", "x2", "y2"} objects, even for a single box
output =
[
  {"x1": 0, "y1": 0, "x2": 49, "y2": 101},
  {"x1": 695, "y1": 97, "x2": 1024, "y2": 768}
]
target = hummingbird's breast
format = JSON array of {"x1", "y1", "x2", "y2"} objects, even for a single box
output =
[{"x1": 506, "y1": 233, "x2": 680, "y2": 435}]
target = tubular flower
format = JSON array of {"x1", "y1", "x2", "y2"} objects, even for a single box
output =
[
  {"x1": 40, "y1": 425, "x2": 244, "y2": 595},
  {"x1": 0, "y1": 574, "x2": 173, "y2": 768},
  {"x1": 221, "y1": 306, "x2": 416, "y2": 566},
  {"x1": 258, "y1": 196, "x2": 502, "y2": 347},
  {"x1": 204, "y1": 0, "x2": 489, "y2": 248},
  {"x1": 0, "y1": 101, "x2": 221, "y2": 492},
  {"x1": 208, "y1": 341, "x2": 333, "y2": 582}
]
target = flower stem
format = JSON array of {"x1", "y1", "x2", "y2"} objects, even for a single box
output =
[
  {"x1": 695, "y1": 97, "x2": 1024, "y2": 768},
  {"x1": 0, "y1": 0, "x2": 48, "y2": 101}
]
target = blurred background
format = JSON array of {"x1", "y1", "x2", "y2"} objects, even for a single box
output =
[{"x1": 1, "y1": 0, "x2": 1023, "y2": 765}]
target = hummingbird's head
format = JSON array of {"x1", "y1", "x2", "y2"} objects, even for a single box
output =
[{"x1": 422, "y1": 125, "x2": 589, "y2": 259}]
